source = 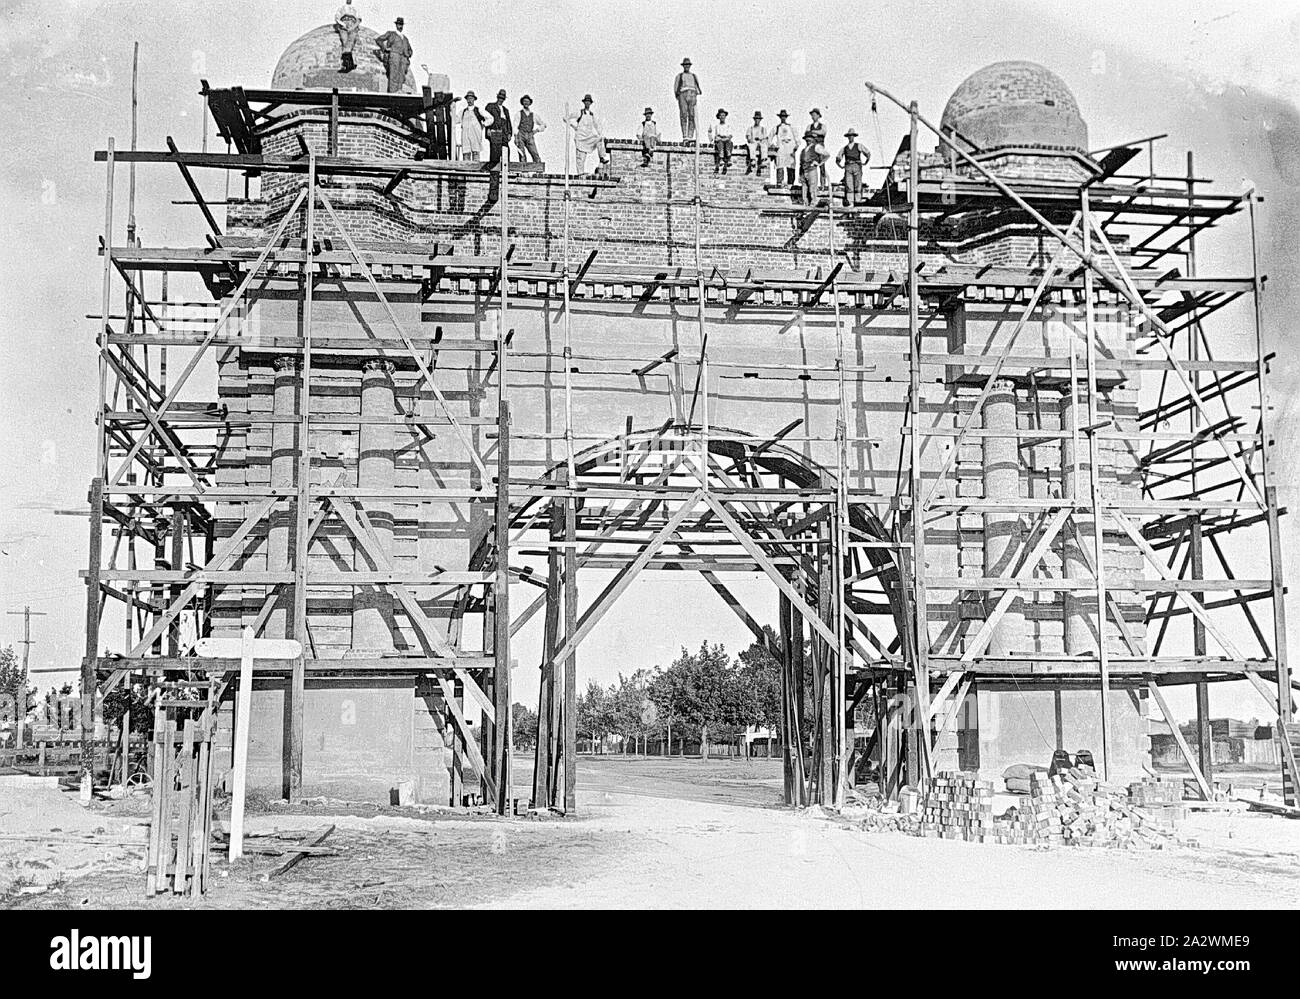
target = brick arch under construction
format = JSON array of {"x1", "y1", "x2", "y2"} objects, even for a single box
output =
[{"x1": 80, "y1": 65, "x2": 1296, "y2": 841}]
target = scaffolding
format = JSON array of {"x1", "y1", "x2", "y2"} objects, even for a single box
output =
[{"x1": 81, "y1": 75, "x2": 1296, "y2": 829}]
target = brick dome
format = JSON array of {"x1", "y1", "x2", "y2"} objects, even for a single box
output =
[
  {"x1": 272, "y1": 23, "x2": 416, "y2": 94},
  {"x1": 941, "y1": 61, "x2": 1088, "y2": 153}
]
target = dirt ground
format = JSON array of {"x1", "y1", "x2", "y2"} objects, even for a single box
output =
[{"x1": 4, "y1": 758, "x2": 1300, "y2": 909}]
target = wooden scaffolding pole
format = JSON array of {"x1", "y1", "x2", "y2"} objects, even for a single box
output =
[
  {"x1": 906, "y1": 101, "x2": 931, "y2": 789},
  {"x1": 288, "y1": 154, "x2": 316, "y2": 801},
  {"x1": 1081, "y1": 188, "x2": 1113, "y2": 782}
]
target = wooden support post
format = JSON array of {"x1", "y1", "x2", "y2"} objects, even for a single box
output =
[
  {"x1": 778, "y1": 590, "x2": 795, "y2": 804},
  {"x1": 228, "y1": 626, "x2": 255, "y2": 862},
  {"x1": 494, "y1": 402, "x2": 512, "y2": 815},
  {"x1": 533, "y1": 498, "x2": 562, "y2": 808},
  {"x1": 82, "y1": 477, "x2": 104, "y2": 791},
  {"x1": 288, "y1": 156, "x2": 317, "y2": 801},
  {"x1": 906, "y1": 101, "x2": 931, "y2": 789},
  {"x1": 1081, "y1": 188, "x2": 1113, "y2": 782},
  {"x1": 564, "y1": 475, "x2": 578, "y2": 813},
  {"x1": 1147, "y1": 681, "x2": 1213, "y2": 800}
]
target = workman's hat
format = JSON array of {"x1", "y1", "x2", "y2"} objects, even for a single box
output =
[
  {"x1": 582, "y1": 93, "x2": 593, "y2": 103},
  {"x1": 644, "y1": 107, "x2": 654, "y2": 115},
  {"x1": 521, "y1": 95, "x2": 533, "y2": 104},
  {"x1": 845, "y1": 128, "x2": 858, "y2": 137},
  {"x1": 777, "y1": 109, "x2": 789, "y2": 118},
  {"x1": 810, "y1": 107, "x2": 822, "y2": 115},
  {"x1": 753, "y1": 111, "x2": 763, "y2": 119},
  {"x1": 682, "y1": 58, "x2": 692, "y2": 66},
  {"x1": 395, "y1": 17, "x2": 404, "y2": 25},
  {"x1": 465, "y1": 90, "x2": 476, "y2": 99},
  {"x1": 717, "y1": 108, "x2": 728, "y2": 117}
]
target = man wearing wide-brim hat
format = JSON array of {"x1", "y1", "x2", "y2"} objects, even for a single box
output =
[
  {"x1": 564, "y1": 94, "x2": 606, "y2": 176},
  {"x1": 772, "y1": 109, "x2": 797, "y2": 185},
  {"x1": 799, "y1": 127, "x2": 829, "y2": 207},
  {"x1": 640, "y1": 106, "x2": 661, "y2": 166},
  {"x1": 836, "y1": 127, "x2": 871, "y2": 207},
  {"x1": 376, "y1": 17, "x2": 413, "y2": 93},
  {"x1": 674, "y1": 57, "x2": 703, "y2": 142},
  {"x1": 807, "y1": 107, "x2": 828, "y2": 188},
  {"x1": 745, "y1": 111, "x2": 769, "y2": 179},
  {"x1": 709, "y1": 108, "x2": 734, "y2": 174}
]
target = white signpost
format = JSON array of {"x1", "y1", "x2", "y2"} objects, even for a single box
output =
[{"x1": 195, "y1": 627, "x2": 302, "y2": 862}]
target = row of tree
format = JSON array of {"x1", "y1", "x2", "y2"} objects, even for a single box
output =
[{"x1": 571, "y1": 633, "x2": 783, "y2": 757}]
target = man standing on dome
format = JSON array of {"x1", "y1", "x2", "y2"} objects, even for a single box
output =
[
  {"x1": 376, "y1": 17, "x2": 413, "y2": 93},
  {"x1": 335, "y1": 0, "x2": 362, "y2": 74}
]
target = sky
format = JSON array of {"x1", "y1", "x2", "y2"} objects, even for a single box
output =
[{"x1": 1, "y1": 0, "x2": 1298, "y2": 725}]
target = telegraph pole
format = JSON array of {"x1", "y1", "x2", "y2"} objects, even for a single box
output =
[{"x1": 7, "y1": 606, "x2": 47, "y2": 749}]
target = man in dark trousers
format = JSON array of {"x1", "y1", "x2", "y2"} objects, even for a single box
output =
[
  {"x1": 484, "y1": 89, "x2": 513, "y2": 169},
  {"x1": 674, "y1": 57, "x2": 702, "y2": 141},
  {"x1": 799, "y1": 129, "x2": 828, "y2": 206},
  {"x1": 836, "y1": 128, "x2": 870, "y2": 206},
  {"x1": 376, "y1": 18, "x2": 413, "y2": 93}
]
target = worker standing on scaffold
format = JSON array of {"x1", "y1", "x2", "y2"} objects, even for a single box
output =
[
  {"x1": 335, "y1": 0, "x2": 361, "y2": 73},
  {"x1": 675, "y1": 58, "x2": 702, "y2": 142},
  {"x1": 773, "y1": 110, "x2": 797, "y2": 186},
  {"x1": 566, "y1": 95, "x2": 605, "y2": 175},
  {"x1": 640, "y1": 107, "x2": 661, "y2": 166},
  {"x1": 515, "y1": 95, "x2": 547, "y2": 164},
  {"x1": 376, "y1": 17, "x2": 412, "y2": 93},
  {"x1": 807, "y1": 107, "x2": 828, "y2": 190},
  {"x1": 799, "y1": 129, "x2": 828, "y2": 206},
  {"x1": 837, "y1": 128, "x2": 870, "y2": 207},
  {"x1": 746, "y1": 112, "x2": 769, "y2": 178},
  {"x1": 710, "y1": 109, "x2": 734, "y2": 174}
]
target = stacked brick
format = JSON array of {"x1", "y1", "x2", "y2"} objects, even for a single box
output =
[
  {"x1": 1127, "y1": 776, "x2": 1184, "y2": 807},
  {"x1": 911, "y1": 770, "x2": 1177, "y2": 848},
  {"x1": 919, "y1": 772, "x2": 997, "y2": 841}
]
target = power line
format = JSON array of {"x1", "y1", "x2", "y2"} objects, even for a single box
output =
[{"x1": 6, "y1": 605, "x2": 49, "y2": 667}]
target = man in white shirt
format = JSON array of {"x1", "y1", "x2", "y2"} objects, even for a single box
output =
[
  {"x1": 674, "y1": 58, "x2": 702, "y2": 142},
  {"x1": 709, "y1": 108, "x2": 734, "y2": 174},
  {"x1": 565, "y1": 95, "x2": 605, "y2": 175},
  {"x1": 835, "y1": 128, "x2": 871, "y2": 207},
  {"x1": 335, "y1": 1, "x2": 362, "y2": 73},
  {"x1": 514, "y1": 95, "x2": 548, "y2": 164},
  {"x1": 639, "y1": 107, "x2": 660, "y2": 166},
  {"x1": 745, "y1": 112, "x2": 769, "y2": 178}
]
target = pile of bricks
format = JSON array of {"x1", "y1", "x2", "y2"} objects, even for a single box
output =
[
  {"x1": 1127, "y1": 776, "x2": 1184, "y2": 808},
  {"x1": 919, "y1": 772, "x2": 997, "y2": 841},
  {"x1": 1016, "y1": 769, "x2": 1178, "y2": 848},
  {"x1": 908, "y1": 769, "x2": 1179, "y2": 848}
]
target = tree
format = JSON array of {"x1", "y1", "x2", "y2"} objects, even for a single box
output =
[
  {"x1": 737, "y1": 629, "x2": 782, "y2": 733},
  {"x1": 102, "y1": 684, "x2": 153, "y2": 735},
  {"x1": 650, "y1": 642, "x2": 748, "y2": 759},
  {"x1": 511, "y1": 702, "x2": 538, "y2": 751},
  {"x1": 0, "y1": 645, "x2": 35, "y2": 739},
  {"x1": 576, "y1": 680, "x2": 616, "y2": 751}
]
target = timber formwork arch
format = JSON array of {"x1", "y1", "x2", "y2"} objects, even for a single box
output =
[{"x1": 484, "y1": 424, "x2": 908, "y2": 809}]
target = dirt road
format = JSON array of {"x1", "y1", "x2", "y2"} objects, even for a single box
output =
[{"x1": 5, "y1": 758, "x2": 1300, "y2": 909}]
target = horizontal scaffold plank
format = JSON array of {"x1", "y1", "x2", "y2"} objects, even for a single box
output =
[{"x1": 95, "y1": 655, "x2": 494, "y2": 673}]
